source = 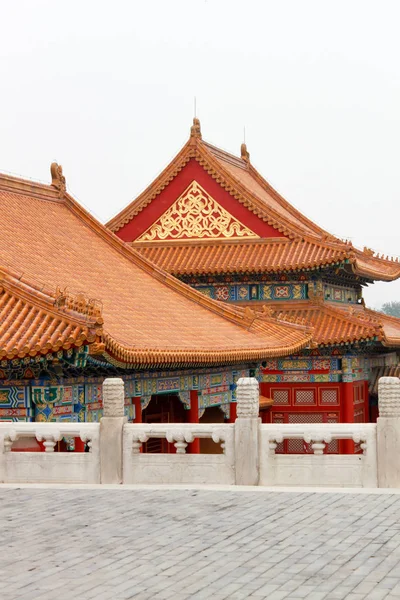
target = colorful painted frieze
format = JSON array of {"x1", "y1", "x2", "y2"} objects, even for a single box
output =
[
  {"x1": 196, "y1": 282, "x2": 307, "y2": 302},
  {"x1": 262, "y1": 357, "x2": 339, "y2": 372},
  {"x1": 199, "y1": 391, "x2": 231, "y2": 409},
  {"x1": 323, "y1": 284, "x2": 358, "y2": 304},
  {"x1": 262, "y1": 372, "x2": 341, "y2": 383}
]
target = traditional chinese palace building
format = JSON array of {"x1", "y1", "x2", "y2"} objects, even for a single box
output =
[
  {"x1": 107, "y1": 118, "x2": 400, "y2": 438},
  {"x1": 0, "y1": 162, "x2": 311, "y2": 450}
]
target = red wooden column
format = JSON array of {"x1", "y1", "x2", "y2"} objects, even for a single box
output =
[
  {"x1": 229, "y1": 401, "x2": 237, "y2": 423},
  {"x1": 364, "y1": 380, "x2": 370, "y2": 422},
  {"x1": 188, "y1": 390, "x2": 200, "y2": 454},
  {"x1": 74, "y1": 437, "x2": 86, "y2": 452},
  {"x1": 342, "y1": 381, "x2": 355, "y2": 454},
  {"x1": 133, "y1": 397, "x2": 142, "y2": 423},
  {"x1": 260, "y1": 382, "x2": 272, "y2": 423}
]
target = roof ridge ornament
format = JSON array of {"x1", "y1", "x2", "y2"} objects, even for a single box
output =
[
  {"x1": 190, "y1": 117, "x2": 202, "y2": 140},
  {"x1": 363, "y1": 246, "x2": 375, "y2": 257},
  {"x1": 240, "y1": 142, "x2": 250, "y2": 163},
  {"x1": 54, "y1": 286, "x2": 103, "y2": 325},
  {"x1": 50, "y1": 162, "x2": 66, "y2": 196}
]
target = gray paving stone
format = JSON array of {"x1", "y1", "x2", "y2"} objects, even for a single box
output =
[{"x1": 1, "y1": 488, "x2": 400, "y2": 599}]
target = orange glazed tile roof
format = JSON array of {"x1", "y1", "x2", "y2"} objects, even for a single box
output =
[
  {"x1": 107, "y1": 119, "x2": 400, "y2": 282},
  {"x1": 133, "y1": 238, "x2": 351, "y2": 276},
  {"x1": 0, "y1": 266, "x2": 101, "y2": 360},
  {"x1": 248, "y1": 300, "x2": 400, "y2": 348},
  {"x1": 0, "y1": 166, "x2": 312, "y2": 368}
]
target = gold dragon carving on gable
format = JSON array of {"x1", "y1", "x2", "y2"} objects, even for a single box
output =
[{"x1": 137, "y1": 181, "x2": 259, "y2": 241}]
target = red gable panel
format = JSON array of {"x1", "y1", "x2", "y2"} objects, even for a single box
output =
[{"x1": 117, "y1": 159, "x2": 284, "y2": 242}]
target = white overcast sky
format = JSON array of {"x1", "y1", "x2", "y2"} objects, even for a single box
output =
[{"x1": 1, "y1": 0, "x2": 399, "y2": 308}]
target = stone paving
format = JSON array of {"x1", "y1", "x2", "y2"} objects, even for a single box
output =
[{"x1": 1, "y1": 488, "x2": 400, "y2": 599}]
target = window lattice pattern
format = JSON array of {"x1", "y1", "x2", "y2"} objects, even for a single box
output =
[
  {"x1": 288, "y1": 413, "x2": 321, "y2": 454},
  {"x1": 294, "y1": 390, "x2": 315, "y2": 405},
  {"x1": 288, "y1": 413, "x2": 323, "y2": 424},
  {"x1": 321, "y1": 389, "x2": 338, "y2": 405},
  {"x1": 272, "y1": 390, "x2": 290, "y2": 405},
  {"x1": 288, "y1": 439, "x2": 312, "y2": 453},
  {"x1": 326, "y1": 416, "x2": 339, "y2": 453}
]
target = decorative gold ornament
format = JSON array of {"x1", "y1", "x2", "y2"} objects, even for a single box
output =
[{"x1": 137, "y1": 181, "x2": 259, "y2": 241}]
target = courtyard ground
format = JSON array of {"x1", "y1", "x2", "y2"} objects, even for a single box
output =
[{"x1": 1, "y1": 485, "x2": 400, "y2": 599}]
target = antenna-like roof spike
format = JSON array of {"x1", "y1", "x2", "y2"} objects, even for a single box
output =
[
  {"x1": 241, "y1": 142, "x2": 250, "y2": 163},
  {"x1": 190, "y1": 117, "x2": 202, "y2": 139}
]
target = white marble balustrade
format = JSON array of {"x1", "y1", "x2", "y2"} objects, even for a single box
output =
[
  {"x1": 260, "y1": 423, "x2": 377, "y2": 487},
  {"x1": 0, "y1": 422, "x2": 100, "y2": 484},
  {"x1": 123, "y1": 423, "x2": 235, "y2": 485},
  {"x1": 0, "y1": 376, "x2": 397, "y2": 488}
]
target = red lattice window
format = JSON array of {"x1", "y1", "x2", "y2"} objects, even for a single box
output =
[
  {"x1": 326, "y1": 414, "x2": 339, "y2": 453},
  {"x1": 272, "y1": 389, "x2": 290, "y2": 405},
  {"x1": 294, "y1": 389, "x2": 315, "y2": 405},
  {"x1": 288, "y1": 413, "x2": 323, "y2": 424},
  {"x1": 320, "y1": 389, "x2": 339, "y2": 405},
  {"x1": 288, "y1": 413, "x2": 322, "y2": 453},
  {"x1": 272, "y1": 412, "x2": 341, "y2": 454},
  {"x1": 287, "y1": 438, "x2": 311, "y2": 453},
  {"x1": 287, "y1": 413, "x2": 339, "y2": 454}
]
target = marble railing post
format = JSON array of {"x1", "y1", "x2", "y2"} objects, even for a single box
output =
[
  {"x1": 100, "y1": 378, "x2": 127, "y2": 484},
  {"x1": 377, "y1": 376, "x2": 400, "y2": 488},
  {"x1": 235, "y1": 377, "x2": 260, "y2": 485}
]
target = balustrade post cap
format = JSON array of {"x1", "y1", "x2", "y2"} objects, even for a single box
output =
[
  {"x1": 236, "y1": 377, "x2": 259, "y2": 418},
  {"x1": 102, "y1": 377, "x2": 125, "y2": 417},
  {"x1": 236, "y1": 377, "x2": 259, "y2": 387},
  {"x1": 103, "y1": 377, "x2": 125, "y2": 387},
  {"x1": 378, "y1": 376, "x2": 400, "y2": 418}
]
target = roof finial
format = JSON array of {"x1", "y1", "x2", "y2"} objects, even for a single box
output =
[
  {"x1": 190, "y1": 117, "x2": 202, "y2": 139},
  {"x1": 50, "y1": 162, "x2": 66, "y2": 196},
  {"x1": 241, "y1": 142, "x2": 250, "y2": 163}
]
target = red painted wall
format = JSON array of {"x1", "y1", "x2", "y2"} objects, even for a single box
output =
[
  {"x1": 260, "y1": 380, "x2": 370, "y2": 454},
  {"x1": 117, "y1": 159, "x2": 284, "y2": 241},
  {"x1": 261, "y1": 382, "x2": 343, "y2": 421}
]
